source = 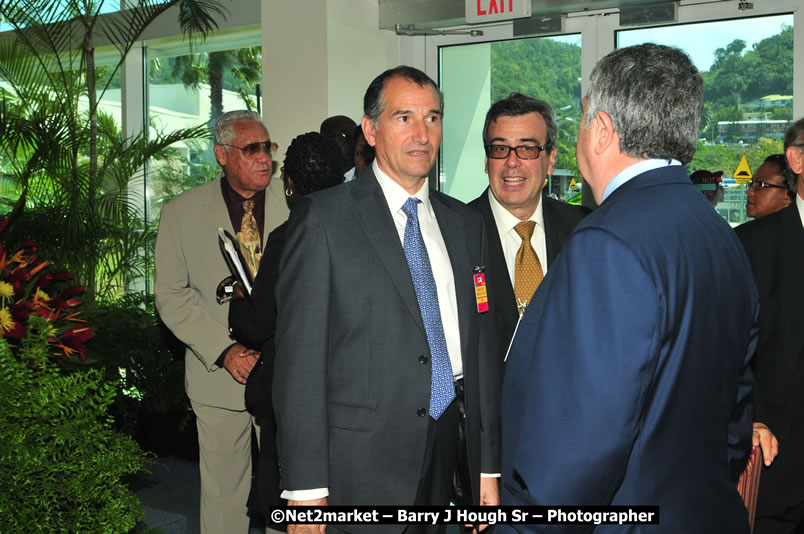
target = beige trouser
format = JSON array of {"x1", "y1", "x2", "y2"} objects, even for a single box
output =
[{"x1": 192, "y1": 401, "x2": 255, "y2": 534}]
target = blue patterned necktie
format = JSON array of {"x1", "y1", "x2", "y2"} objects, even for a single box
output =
[{"x1": 401, "y1": 197, "x2": 455, "y2": 420}]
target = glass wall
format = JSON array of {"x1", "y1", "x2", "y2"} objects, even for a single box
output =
[
  {"x1": 618, "y1": 13, "x2": 794, "y2": 226},
  {"x1": 145, "y1": 43, "x2": 263, "y2": 227},
  {"x1": 439, "y1": 34, "x2": 582, "y2": 204}
]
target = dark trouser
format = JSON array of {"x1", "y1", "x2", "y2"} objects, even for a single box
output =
[
  {"x1": 755, "y1": 499, "x2": 804, "y2": 534},
  {"x1": 407, "y1": 379, "x2": 466, "y2": 534}
]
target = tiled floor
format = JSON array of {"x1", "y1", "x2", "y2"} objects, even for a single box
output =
[{"x1": 131, "y1": 456, "x2": 267, "y2": 534}]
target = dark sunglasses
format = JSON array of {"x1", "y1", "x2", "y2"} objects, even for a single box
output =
[{"x1": 221, "y1": 141, "x2": 273, "y2": 157}]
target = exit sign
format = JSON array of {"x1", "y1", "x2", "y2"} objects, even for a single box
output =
[{"x1": 466, "y1": 0, "x2": 531, "y2": 24}]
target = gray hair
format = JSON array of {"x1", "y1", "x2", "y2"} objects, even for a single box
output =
[
  {"x1": 585, "y1": 44, "x2": 703, "y2": 165},
  {"x1": 783, "y1": 117, "x2": 804, "y2": 151},
  {"x1": 214, "y1": 110, "x2": 268, "y2": 145}
]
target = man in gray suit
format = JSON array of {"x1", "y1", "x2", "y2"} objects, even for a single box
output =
[
  {"x1": 273, "y1": 66, "x2": 500, "y2": 534},
  {"x1": 154, "y1": 110, "x2": 288, "y2": 533}
]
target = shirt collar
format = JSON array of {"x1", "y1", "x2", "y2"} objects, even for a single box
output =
[
  {"x1": 487, "y1": 188, "x2": 544, "y2": 238},
  {"x1": 797, "y1": 191, "x2": 804, "y2": 228},
  {"x1": 373, "y1": 160, "x2": 434, "y2": 220},
  {"x1": 602, "y1": 158, "x2": 681, "y2": 202}
]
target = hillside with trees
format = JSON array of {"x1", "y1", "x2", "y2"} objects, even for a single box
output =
[{"x1": 485, "y1": 25, "x2": 792, "y2": 205}]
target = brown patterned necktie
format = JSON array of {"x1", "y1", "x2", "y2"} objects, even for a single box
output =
[
  {"x1": 513, "y1": 220, "x2": 544, "y2": 315},
  {"x1": 237, "y1": 199, "x2": 262, "y2": 280}
]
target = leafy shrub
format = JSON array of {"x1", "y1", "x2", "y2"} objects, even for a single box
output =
[{"x1": 0, "y1": 316, "x2": 146, "y2": 532}]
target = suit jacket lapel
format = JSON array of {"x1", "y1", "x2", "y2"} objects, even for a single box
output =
[
  {"x1": 431, "y1": 193, "x2": 473, "y2": 362},
  {"x1": 203, "y1": 175, "x2": 233, "y2": 235},
  {"x1": 781, "y1": 203, "x2": 804, "y2": 296},
  {"x1": 477, "y1": 189, "x2": 518, "y2": 334},
  {"x1": 542, "y1": 194, "x2": 561, "y2": 268},
  {"x1": 351, "y1": 171, "x2": 427, "y2": 337}
]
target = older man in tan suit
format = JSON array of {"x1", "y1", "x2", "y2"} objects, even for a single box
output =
[{"x1": 155, "y1": 110, "x2": 288, "y2": 533}]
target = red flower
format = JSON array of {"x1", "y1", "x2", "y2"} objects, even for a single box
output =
[
  {"x1": 63, "y1": 326, "x2": 95, "y2": 344},
  {"x1": 0, "y1": 218, "x2": 8, "y2": 234},
  {"x1": 51, "y1": 271, "x2": 72, "y2": 281},
  {"x1": 35, "y1": 273, "x2": 54, "y2": 290},
  {"x1": 20, "y1": 240, "x2": 37, "y2": 252},
  {"x1": 36, "y1": 306, "x2": 54, "y2": 319},
  {"x1": 62, "y1": 326, "x2": 95, "y2": 360},
  {"x1": 11, "y1": 302, "x2": 32, "y2": 321},
  {"x1": 2, "y1": 319, "x2": 27, "y2": 339},
  {"x1": 61, "y1": 286, "x2": 85, "y2": 299}
]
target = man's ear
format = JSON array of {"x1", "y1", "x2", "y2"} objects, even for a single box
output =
[
  {"x1": 547, "y1": 146, "x2": 557, "y2": 175},
  {"x1": 361, "y1": 116, "x2": 378, "y2": 148},
  {"x1": 594, "y1": 110, "x2": 617, "y2": 156},
  {"x1": 786, "y1": 145, "x2": 804, "y2": 175},
  {"x1": 484, "y1": 157, "x2": 489, "y2": 175},
  {"x1": 213, "y1": 144, "x2": 228, "y2": 167}
]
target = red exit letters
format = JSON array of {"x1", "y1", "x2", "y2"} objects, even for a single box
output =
[{"x1": 476, "y1": 0, "x2": 515, "y2": 16}]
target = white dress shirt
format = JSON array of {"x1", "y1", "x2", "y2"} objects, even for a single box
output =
[
  {"x1": 797, "y1": 191, "x2": 804, "y2": 228},
  {"x1": 374, "y1": 161, "x2": 463, "y2": 379},
  {"x1": 487, "y1": 188, "x2": 548, "y2": 285}
]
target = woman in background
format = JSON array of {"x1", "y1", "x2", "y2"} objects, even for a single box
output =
[
  {"x1": 227, "y1": 131, "x2": 344, "y2": 521},
  {"x1": 746, "y1": 153, "x2": 794, "y2": 219}
]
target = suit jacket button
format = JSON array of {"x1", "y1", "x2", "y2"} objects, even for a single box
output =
[
  {"x1": 418, "y1": 355, "x2": 428, "y2": 364},
  {"x1": 417, "y1": 408, "x2": 427, "y2": 417}
]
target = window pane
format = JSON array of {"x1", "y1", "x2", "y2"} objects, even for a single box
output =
[
  {"x1": 146, "y1": 44, "x2": 263, "y2": 226},
  {"x1": 618, "y1": 14, "x2": 794, "y2": 226},
  {"x1": 439, "y1": 35, "x2": 582, "y2": 204}
]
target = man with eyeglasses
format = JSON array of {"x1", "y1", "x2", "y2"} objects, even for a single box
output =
[
  {"x1": 469, "y1": 92, "x2": 588, "y2": 363},
  {"x1": 154, "y1": 110, "x2": 289, "y2": 533},
  {"x1": 736, "y1": 117, "x2": 804, "y2": 534}
]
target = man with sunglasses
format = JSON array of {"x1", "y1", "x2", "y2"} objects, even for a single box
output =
[
  {"x1": 155, "y1": 110, "x2": 289, "y2": 533},
  {"x1": 469, "y1": 92, "x2": 588, "y2": 363},
  {"x1": 737, "y1": 118, "x2": 804, "y2": 534}
]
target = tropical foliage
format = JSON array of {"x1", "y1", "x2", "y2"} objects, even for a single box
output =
[
  {"x1": 0, "y1": 317, "x2": 146, "y2": 532},
  {"x1": 0, "y1": 0, "x2": 228, "y2": 301},
  {"x1": 487, "y1": 26, "x2": 793, "y2": 188}
]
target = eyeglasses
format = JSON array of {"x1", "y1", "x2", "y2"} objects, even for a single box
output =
[
  {"x1": 221, "y1": 141, "x2": 273, "y2": 157},
  {"x1": 747, "y1": 180, "x2": 787, "y2": 191},
  {"x1": 485, "y1": 144, "x2": 552, "y2": 160}
]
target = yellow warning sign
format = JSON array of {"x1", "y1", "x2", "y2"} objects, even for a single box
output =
[
  {"x1": 569, "y1": 178, "x2": 578, "y2": 191},
  {"x1": 733, "y1": 155, "x2": 752, "y2": 183}
]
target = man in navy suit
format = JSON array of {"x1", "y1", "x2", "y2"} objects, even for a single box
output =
[{"x1": 499, "y1": 44, "x2": 758, "y2": 533}]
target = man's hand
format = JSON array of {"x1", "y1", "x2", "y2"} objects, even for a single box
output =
[
  {"x1": 222, "y1": 343, "x2": 259, "y2": 384},
  {"x1": 753, "y1": 422, "x2": 779, "y2": 466},
  {"x1": 231, "y1": 280, "x2": 246, "y2": 299},
  {"x1": 467, "y1": 477, "x2": 500, "y2": 533},
  {"x1": 287, "y1": 498, "x2": 327, "y2": 534}
]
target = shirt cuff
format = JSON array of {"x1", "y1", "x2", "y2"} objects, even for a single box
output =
[
  {"x1": 215, "y1": 343, "x2": 236, "y2": 369},
  {"x1": 481, "y1": 473, "x2": 501, "y2": 478},
  {"x1": 281, "y1": 488, "x2": 329, "y2": 501}
]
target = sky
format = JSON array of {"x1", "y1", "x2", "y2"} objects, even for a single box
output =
[{"x1": 616, "y1": 13, "x2": 793, "y2": 72}]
